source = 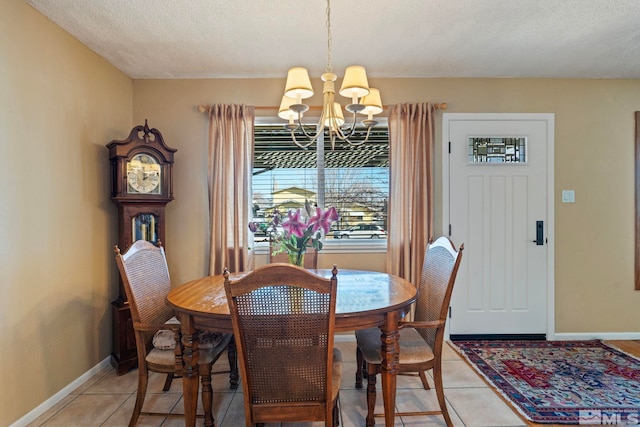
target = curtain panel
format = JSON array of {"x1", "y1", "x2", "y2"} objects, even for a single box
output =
[
  {"x1": 207, "y1": 104, "x2": 255, "y2": 275},
  {"x1": 387, "y1": 103, "x2": 436, "y2": 286}
]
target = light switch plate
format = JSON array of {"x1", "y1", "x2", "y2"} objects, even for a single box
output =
[{"x1": 562, "y1": 190, "x2": 575, "y2": 203}]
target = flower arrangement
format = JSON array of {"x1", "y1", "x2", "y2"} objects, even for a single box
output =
[{"x1": 249, "y1": 201, "x2": 339, "y2": 266}]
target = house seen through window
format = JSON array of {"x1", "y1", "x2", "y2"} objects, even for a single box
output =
[{"x1": 252, "y1": 123, "x2": 389, "y2": 244}]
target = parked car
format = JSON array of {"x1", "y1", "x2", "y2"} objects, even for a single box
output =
[{"x1": 335, "y1": 224, "x2": 387, "y2": 239}]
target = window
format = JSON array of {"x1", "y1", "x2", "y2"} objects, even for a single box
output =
[
  {"x1": 252, "y1": 122, "x2": 389, "y2": 246},
  {"x1": 468, "y1": 137, "x2": 527, "y2": 163}
]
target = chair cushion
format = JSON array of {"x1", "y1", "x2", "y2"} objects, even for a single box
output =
[
  {"x1": 355, "y1": 327, "x2": 435, "y2": 365},
  {"x1": 152, "y1": 316, "x2": 225, "y2": 350},
  {"x1": 146, "y1": 332, "x2": 233, "y2": 368},
  {"x1": 152, "y1": 329, "x2": 177, "y2": 350},
  {"x1": 152, "y1": 316, "x2": 180, "y2": 350},
  {"x1": 331, "y1": 348, "x2": 343, "y2": 401}
]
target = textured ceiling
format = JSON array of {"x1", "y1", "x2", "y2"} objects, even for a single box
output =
[{"x1": 25, "y1": 0, "x2": 640, "y2": 79}]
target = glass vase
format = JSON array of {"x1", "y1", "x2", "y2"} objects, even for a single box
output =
[{"x1": 287, "y1": 252, "x2": 305, "y2": 267}]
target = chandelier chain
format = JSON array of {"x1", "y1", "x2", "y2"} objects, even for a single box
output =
[
  {"x1": 326, "y1": 0, "x2": 333, "y2": 73},
  {"x1": 281, "y1": 0, "x2": 381, "y2": 149}
]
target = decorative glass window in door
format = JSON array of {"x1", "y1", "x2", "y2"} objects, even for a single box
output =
[{"x1": 468, "y1": 137, "x2": 526, "y2": 163}]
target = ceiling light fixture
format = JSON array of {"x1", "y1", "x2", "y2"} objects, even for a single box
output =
[{"x1": 278, "y1": 0, "x2": 383, "y2": 150}]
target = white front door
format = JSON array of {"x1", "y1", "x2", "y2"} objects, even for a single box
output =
[{"x1": 442, "y1": 113, "x2": 554, "y2": 337}]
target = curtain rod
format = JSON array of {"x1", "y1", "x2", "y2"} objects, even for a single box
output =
[{"x1": 197, "y1": 102, "x2": 448, "y2": 113}]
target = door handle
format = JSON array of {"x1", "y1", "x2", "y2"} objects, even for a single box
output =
[{"x1": 532, "y1": 220, "x2": 544, "y2": 245}]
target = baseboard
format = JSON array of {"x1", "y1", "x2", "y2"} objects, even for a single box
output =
[
  {"x1": 10, "y1": 356, "x2": 112, "y2": 427},
  {"x1": 552, "y1": 332, "x2": 640, "y2": 341}
]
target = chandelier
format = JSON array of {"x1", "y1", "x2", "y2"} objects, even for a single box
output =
[{"x1": 278, "y1": 0, "x2": 383, "y2": 150}]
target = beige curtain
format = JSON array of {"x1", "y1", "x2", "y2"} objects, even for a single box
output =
[
  {"x1": 207, "y1": 104, "x2": 255, "y2": 275},
  {"x1": 387, "y1": 103, "x2": 435, "y2": 285}
]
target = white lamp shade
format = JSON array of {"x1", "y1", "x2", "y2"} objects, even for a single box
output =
[
  {"x1": 358, "y1": 88, "x2": 383, "y2": 116},
  {"x1": 339, "y1": 65, "x2": 370, "y2": 99},
  {"x1": 284, "y1": 67, "x2": 314, "y2": 99},
  {"x1": 324, "y1": 102, "x2": 345, "y2": 127},
  {"x1": 278, "y1": 95, "x2": 298, "y2": 120}
]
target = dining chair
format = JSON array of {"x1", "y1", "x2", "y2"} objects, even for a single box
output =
[
  {"x1": 115, "y1": 240, "x2": 237, "y2": 427},
  {"x1": 355, "y1": 236, "x2": 464, "y2": 427},
  {"x1": 224, "y1": 263, "x2": 342, "y2": 427}
]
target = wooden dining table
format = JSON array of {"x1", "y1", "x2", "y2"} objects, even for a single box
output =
[{"x1": 166, "y1": 268, "x2": 417, "y2": 427}]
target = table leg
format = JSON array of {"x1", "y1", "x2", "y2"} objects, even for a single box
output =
[
  {"x1": 380, "y1": 310, "x2": 400, "y2": 427},
  {"x1": 178, "y1": 313, "x2": 199, "y2": 427}
]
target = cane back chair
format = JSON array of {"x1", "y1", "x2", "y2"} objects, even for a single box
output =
[
  {"x1": 224, "y1": 263, "x2": 342, "y2": 427},
  {"x1": 115, "y1": 240, "x2": 237, "y2": 427},
  {"x1": 355, "y1": 236, "x2": 464, "y2": 426}
]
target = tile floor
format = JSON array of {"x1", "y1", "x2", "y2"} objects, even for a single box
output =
[{"x1": 27, "y1": 341, "x2": 526, "y2": 427}]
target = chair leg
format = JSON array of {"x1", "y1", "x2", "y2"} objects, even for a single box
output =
[
  {"x1": 365, "y1": 366, "x2": 377, "y2": 427},
  {"x1": 433, "y1": 361, "x2": 453, "y2": 427},
  {"x1": 201, "y1": 372, "x2": 214, "y2": 427},
  {"x1": 227, "y1": 336, "x2": 239, "y2": 389},
  {"x1": 418, "y1": 371, "x2": 431, "y2": 390},
  {"x1": 162, "y1": 373, "x2": 174, "y2": 391},
  {"x1": 355, "y1": 347, "x2": 364, "y2": 388},
  {"x1": 129, "y1": 367, "x2": 149, "y2": 427}
]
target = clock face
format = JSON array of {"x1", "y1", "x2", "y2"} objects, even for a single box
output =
[{"x1": 126, "y1": 153, "x2": 162, "y2": 194}]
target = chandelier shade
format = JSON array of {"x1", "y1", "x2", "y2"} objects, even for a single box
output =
[
  {"x1": 278, "y1": 95, "x2": 299, "y2": 121},
  {"x1": 324, "y1": 102, "x2": 345, "y2": 128},
  {"x1": 279, "y1": 0, "x2": 382, "y2": 150},
  {"x1": 284, "y1": 67, "x2": 314, "y2": 100},
  {"x1": 359, "y1": 88, "x2": 384, "y2": 118},
  {"x1": 339, "y1": 65, "x2": 370, "y2": 101}
]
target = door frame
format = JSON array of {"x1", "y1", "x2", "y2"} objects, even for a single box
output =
[{"x1": 442, "y1": 113, "x2": 556, "y2": 340}]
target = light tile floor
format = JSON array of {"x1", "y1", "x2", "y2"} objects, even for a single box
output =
[{"x1": 27, "y1": 341, "x2": 526, "y2": 427}]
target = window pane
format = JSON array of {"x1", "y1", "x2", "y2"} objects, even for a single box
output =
[{"x1": 253, "y1": 125, "x2": 389, "y2": 240}]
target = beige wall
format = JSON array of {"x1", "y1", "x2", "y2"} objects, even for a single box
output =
[
  {"x1": 133, "y1": 77, "x2": 640, "y2": 336},
  {"x1": 4, "y1": 0, "x2": 640, "y2": 423},
  {"x1": 1, "y1": 1, "x2": 132, "y2": 425}
]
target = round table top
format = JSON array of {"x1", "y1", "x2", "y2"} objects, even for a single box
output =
[{"x1": 166, "y1": 268, "x2": 417, "y2": 321}]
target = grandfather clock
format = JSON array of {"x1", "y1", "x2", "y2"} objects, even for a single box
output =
[{"x1": 107, "y1": 120, "x2": 176, "y2": 374}]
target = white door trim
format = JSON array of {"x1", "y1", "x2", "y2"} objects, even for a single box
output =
[{"x1": 442, "y1": 113, "x2": 555, "y2": 340}]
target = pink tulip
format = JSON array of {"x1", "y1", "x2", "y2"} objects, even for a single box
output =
[
  {"x1": 309, "y1": 207, "x2": 338, "y2": 235},
  {"x1": 282, "y1": 209, "x2": 306, "y2": 238},
  {"x1": 327, "y1": 206, "x2": 339, "y2": 222}
]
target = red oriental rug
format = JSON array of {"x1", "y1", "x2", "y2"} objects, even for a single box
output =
[{"x1": 452, "y1": 340, "x2": 640, "y2": 424}]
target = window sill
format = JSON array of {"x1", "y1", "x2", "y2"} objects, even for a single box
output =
[{"x1": 252, "y1": 239, "x2": 387, "y2": 255}]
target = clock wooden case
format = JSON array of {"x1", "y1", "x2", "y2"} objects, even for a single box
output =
[{"x1": 106, "y1": 120, "x2": 177, "y2": 374}]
